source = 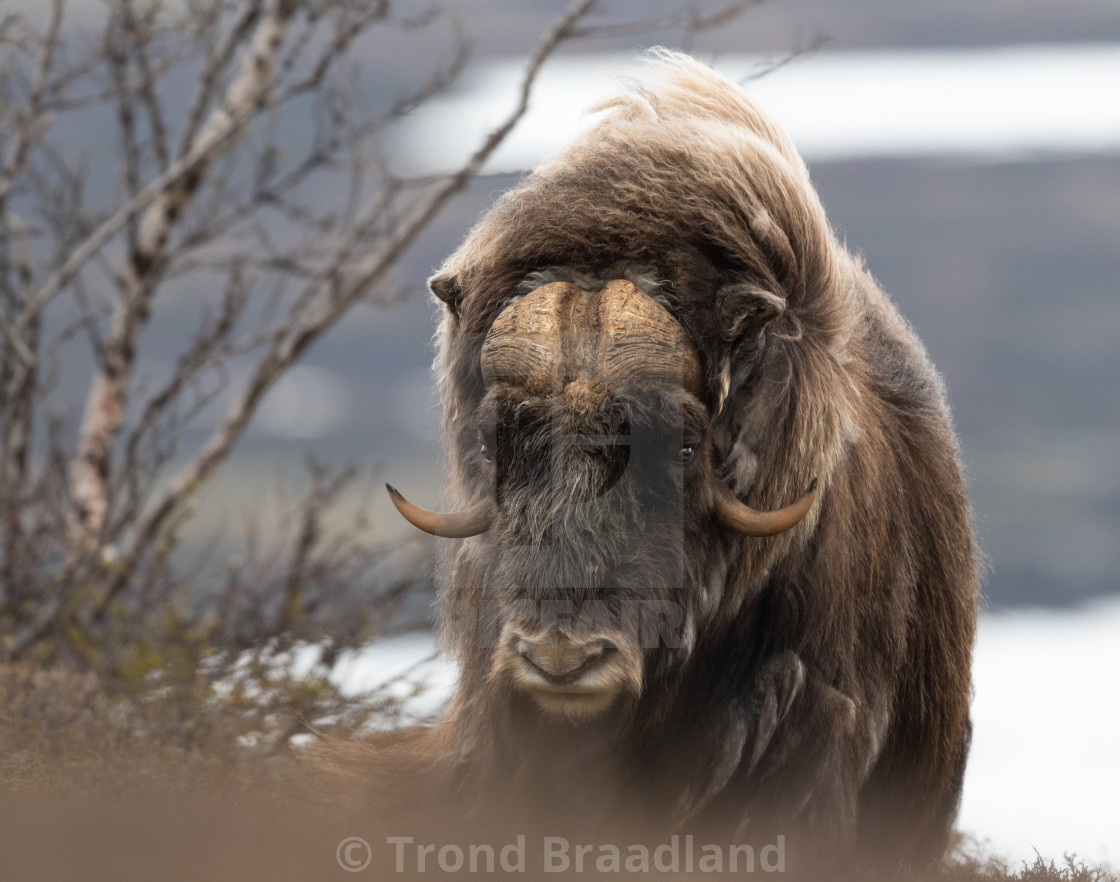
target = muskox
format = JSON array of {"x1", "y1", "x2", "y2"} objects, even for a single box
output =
[{"x1": 381, "y1": 51, "x2": 980, "y2": 873}]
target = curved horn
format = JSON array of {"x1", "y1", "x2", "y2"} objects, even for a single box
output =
[
  {"x1": 385, "y1": 484, "x2": 492, "y2": 538},
  {"x1": 714, "y1": 478, "x2": 818, "y2": 537}
]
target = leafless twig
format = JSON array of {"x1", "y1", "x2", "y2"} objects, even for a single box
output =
[{"x1": 0, "y1": 0, "x2": 759, "y2": 704}]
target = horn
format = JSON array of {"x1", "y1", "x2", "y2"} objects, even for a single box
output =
[
  {"x1": 479, "y1": 279, "x2": 703, "y2": 395},
  {"x1": 714, "y1": 478, "x2": 818, "y2": 537},
  {"x1": 385, "y1": 484, "x2": 492, "y2": 538}
]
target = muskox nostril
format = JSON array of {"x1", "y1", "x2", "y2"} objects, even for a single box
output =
[
  {"x1": 513, "y1": 631, "x2": 618, "y2": 686},
  {"x1": 521, "y1": 650, "x2": 608, "y2": 687}
]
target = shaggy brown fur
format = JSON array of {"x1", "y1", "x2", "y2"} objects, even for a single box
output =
[{"x1": 365, "y1": 50, "x2": 980, "y2": 875}]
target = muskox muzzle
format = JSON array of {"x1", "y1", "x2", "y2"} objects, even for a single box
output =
[
  {"x1": 489, "y1": 624, "x2": 645, "y2": 722},
  {"x1": 387, "y1": 278, "x2": 816, "y2": 539}
]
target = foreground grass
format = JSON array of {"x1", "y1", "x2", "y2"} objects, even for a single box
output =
[
  {"x1": 943, "y1": 848, "x2": 1115, "y2": 882},
  {"x1": 0, "y1": 660, "x2": 1113, "y2": 882}
]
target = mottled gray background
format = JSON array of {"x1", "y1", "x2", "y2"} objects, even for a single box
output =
[{"x1": 64, "y1": 0, "x2": 1118, "y2": 610}]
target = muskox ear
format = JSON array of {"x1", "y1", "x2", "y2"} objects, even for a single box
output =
[
  {"x1": 713, "y1": 283, "x2": 787, "y2": 413},
  {"x1": 715, "y1": 282, "x2": 785, "y2": 343},
  {"x1": 428, "y1": 271, "x2": 463, "y2": 319}
]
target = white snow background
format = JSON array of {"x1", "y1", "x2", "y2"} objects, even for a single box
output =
[{"x1": 396, "y1": 44, "x2": 1120, "y2": 172}]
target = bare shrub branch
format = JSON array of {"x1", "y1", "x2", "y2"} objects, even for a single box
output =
[{"x1": 0, "y1": 0, "x2": 758, "y2": 739}]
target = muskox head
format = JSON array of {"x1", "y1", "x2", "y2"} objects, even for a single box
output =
[{"x1": 388, "y1": 264, "x2": 815, "y2": 722}]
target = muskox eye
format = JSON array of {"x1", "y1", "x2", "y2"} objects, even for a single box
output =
[
  {"x1": 480, "y1": 443, "x2": 493, "y2": 464},
  {"x1": 676, "y1": 446, "x2": 694, "y2": 464}
]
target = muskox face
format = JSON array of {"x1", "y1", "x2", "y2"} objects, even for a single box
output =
[
  {"x1": 474, "y1": 275, "x2": 704, "y2": 722},
  {"x1": 388, "y1": 272, "x2": 815, "y2": 723}
]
